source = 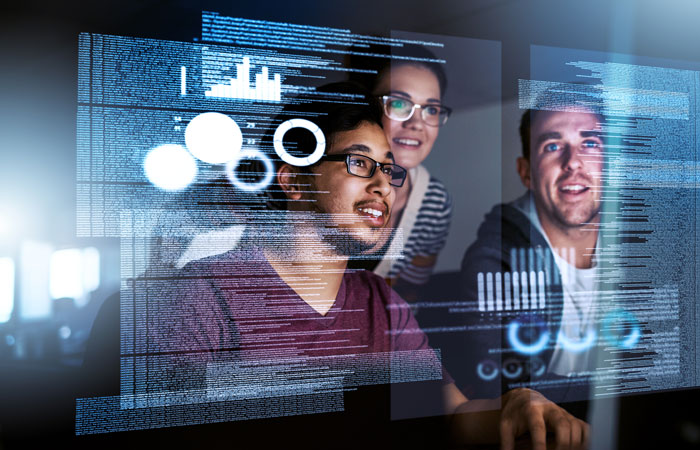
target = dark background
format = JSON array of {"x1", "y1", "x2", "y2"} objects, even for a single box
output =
[{"x1": 3, "y1": 0, "x2": 700, "y2": 448}]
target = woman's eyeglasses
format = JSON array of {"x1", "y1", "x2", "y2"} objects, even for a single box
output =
[
  {"x1": 322, "y1": 153, "x2": 407, "y2": 187},
  {"x1": 379, "y1": 95, "x2": 452, "y2": 127}
]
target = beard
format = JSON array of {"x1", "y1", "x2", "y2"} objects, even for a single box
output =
[
  {"x1": 552, "y1": 198, "x2": 600, "y2": 228},
  {"x1": 319, "y1": 227, "x2": 375, "y2": 257},
  {"x1": 259, "y1": 209, "x2": 386, "y2": 260},
  {"x1": 317, "y1": 225, "x2": 390, "y2": 258},
  {"x1": 304, "y1": 205, "x2": 392, "y2": 258}
]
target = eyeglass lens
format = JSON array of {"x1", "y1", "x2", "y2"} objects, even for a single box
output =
[
  {"x1": 383, "y1": 96, "x2": 448, "y2": 126},
  {"x1": 347, "y1": 154, "x2": 406, "y2": 187}
]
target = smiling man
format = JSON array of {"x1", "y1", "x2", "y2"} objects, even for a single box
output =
[
  {"x1": 459, "y1": 89, "x2": 605, "y2": 404},
  {"x1": 518, "y1": 108, "x2": 604, "y2": 270},
  {"x1": 151, "y1": 83, "x2": 589, "y2": 449}
]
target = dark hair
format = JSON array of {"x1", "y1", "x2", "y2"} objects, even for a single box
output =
[
  {"x1": 346, "y1": 43, "x2": 448, "y2": 98},
  {"x1": 519, "y1": 84, "x2": 604, "y2": 160},
  {"x1": 261, "y1": 81, "x2": 383, "y2": 209}
]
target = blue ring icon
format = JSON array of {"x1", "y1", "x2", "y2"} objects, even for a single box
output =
[
  {"x1": 502, "y1": 359, "x2": 523, "y2": 379},
  {"x1": 476, "y1": 360, "x2": 499, "y2": 381},
  {"x1": 601, "y1": 310, "x2": 641, "y2": 349},
  {"x1": 507, "y1": 317, "x2": 550, "y2": 355},
  {"x1": 528, "y1": 357, "x2": 546, "y2": 378},
  {"x1": 557, "y1": 328, "x2": 597, "y2": 353}
]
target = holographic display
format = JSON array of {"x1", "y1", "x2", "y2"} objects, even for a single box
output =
[{"x1": 76, "y1": 12, "x2": 460, "y2": 434}]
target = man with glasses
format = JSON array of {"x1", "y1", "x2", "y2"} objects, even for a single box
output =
[{"x1": 152, "y1": 83, "x2": 588, "y2": 449}]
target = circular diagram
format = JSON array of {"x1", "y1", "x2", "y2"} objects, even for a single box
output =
[
  {"x1": 225, "y1": 148, "x2": 274, "y2": 192},
  {"x1": 476, "y1": 359, "x2": 500, "y2": 381},
  {"x1": 273, "y1": 118, "x2": 326, "y2": 167},
  {"x1": 507, "y1": 315, "x2": 550, "y2": 355}
]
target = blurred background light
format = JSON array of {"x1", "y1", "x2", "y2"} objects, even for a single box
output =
[
  {"x1": 19, "y1": 241, "x2": 52, "y2": 321},
  {"x1": 81, "y1": 247, "x2": 100, "y2": 306},
  {"x1": 0, "y1": 203, "x2": 27, "y2": 245},
  {"x1": 49, "y1": 247, "x2": 101, "y2": 307},
  {"x1": 0, "y1": 257, "x2": 15, "y2": 323},
  {"x1": 49, "y1": 248, "x2": 83, "y2": 301}
]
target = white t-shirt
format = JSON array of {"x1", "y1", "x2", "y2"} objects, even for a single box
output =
[{"x1": 513, "y1": 193, "x2": 598, "y2": 377}]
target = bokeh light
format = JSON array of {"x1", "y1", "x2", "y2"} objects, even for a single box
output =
[
  {"x1": 185, "y1": 112, "x2": 242, "y2": 164},
  {"x1": 143, "y1": 144, "x2": 198, "y2": 191}
]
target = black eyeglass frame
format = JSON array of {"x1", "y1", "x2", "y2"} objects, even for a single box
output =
[
  {"x1": 321, "y1": 153, "x2": 407, "y2": 187},
  {"x1": 379, "y1": 95, "x2": 452, "y2": 127}
]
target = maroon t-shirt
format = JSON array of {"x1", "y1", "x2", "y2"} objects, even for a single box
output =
[{"x1": 150, "y1": 247, "x2": 451, "y2": 385}]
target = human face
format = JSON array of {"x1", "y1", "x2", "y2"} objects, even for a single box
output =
[
  {"x1": 304, "y1": 122, "x2": 395, "y2": 253},
  {"x1": 374, "y1": 64, "x2": 441, "y2": 170},
  {"x1": 519, "y1": 110, "x2": 604, "y2": 230}
]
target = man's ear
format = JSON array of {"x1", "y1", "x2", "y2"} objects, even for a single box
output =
[
  {"x1": 516, "y1": 157, "x2": 532, "y2": 190},
  {"x1": 277, "y1": 164, "x2": 304, "y2": 201}
]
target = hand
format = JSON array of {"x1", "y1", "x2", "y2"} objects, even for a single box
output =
[{"x1": 499, "y1": 388, "x2": 589, "y2": 450}]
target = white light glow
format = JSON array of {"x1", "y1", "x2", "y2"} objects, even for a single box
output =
[
  {"x1": 0, "y1": 257, "x2": 15, "y2": 323},
  {"x1": 20, "y1": 240, "x2": 52, "y2": 321},
  {"x1": 58, "y1": 325, "x2": 72, "y2": 340},
  {"x1": 49, "y1": 247, "x2": 101, "y2": 307},
  {"x1": 144, "y1": 144, "x2": 198, "y2": 191},
  {"x1": 0, "y1": 204, "x2": 24, "y2": 242},
  {"x1": 50, "y1": 248, "x2": 84, "y2": 300},
  {"x1": 82, "y1": 247, "x2": 100, "y2": 294},
  {"x1": 185, "y1": 112, "x2": 242, "y2": 164}
]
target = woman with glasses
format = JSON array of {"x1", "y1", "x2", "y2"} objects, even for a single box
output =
[{"x1": 348, "y1": 46, "x2": 453, "y2": 293}]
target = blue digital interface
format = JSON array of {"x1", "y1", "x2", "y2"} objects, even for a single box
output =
[
  {"x1": 75, "y1": 12, "x2": 464, "y2": 434},
  {"x1": 69, "y1": 7, "x2": 700, "y2": 440}
]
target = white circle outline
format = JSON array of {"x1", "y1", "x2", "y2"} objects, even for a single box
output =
[
  {"x1": 225, "y1": 148, "x2": 274, "y2": 192},
  {"x1": 273, "y1": 118, "x2": 326, "y2": 167}
]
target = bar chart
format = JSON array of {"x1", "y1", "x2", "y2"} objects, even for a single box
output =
[{"x1": 204, "y1": 56, "x2": 282, "y2": 102}]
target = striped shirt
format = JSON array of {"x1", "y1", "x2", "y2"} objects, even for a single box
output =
[{"x1": 373, "y1": 165, "x2": 453, "y2": 285}]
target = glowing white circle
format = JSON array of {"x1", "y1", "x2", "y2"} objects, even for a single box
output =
[
  {"x1": 143, "y1": 144, "x2": 197, "y2": 191},
  {"x1": 226, "y1": 148, "x2": 274, "y2": 192},
  {"x1": 185, "y1": 112, "x2": 242, "y2": 164},
  {"x1": 273, "y1": 118, "x2": 326, "y2": 167}
]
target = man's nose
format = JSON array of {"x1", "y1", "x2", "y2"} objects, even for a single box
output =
[
  {"x1": 562, "y1": 145, "x2": 583, "y2": 171},
  {"x1": 368, "y1": 168, "x2": 393, "y2": 198}
]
